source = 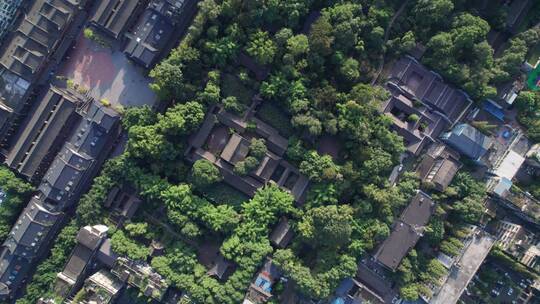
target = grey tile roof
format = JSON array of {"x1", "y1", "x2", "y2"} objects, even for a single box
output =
[
  {"x1": 0, "y1": 100, "x2": 119, "y2": 299},
  {"x1": 389, "y1": 56, "x2": 472, "y2": 124},
  {"x1": 90, "y1": 0, "x2": 140, "y2": 38},
  {"x1": 0, "y1": 0, "x2": 80, "y2": 82},
  {"x1": 374, "y1": 191, "x2": 435, "y2": 271},
  {"x1": 186, "y1": 105, "x2": 309, "y2": 204},
  {"x1": 0, "y1": 0, "x2": 85, "y2": 147},
  {"x1": 124, "y1": 1, "x2": 175, "y2": 68},
  {"x1": 417, "y1": 143, "x2": 462, "y2": 192},
  {"x1": 5, "y1": 86, "x2": 80, "y2": 181},
  {"x1": 270, "y1": 217, "x2": 293, "y2": 248}
]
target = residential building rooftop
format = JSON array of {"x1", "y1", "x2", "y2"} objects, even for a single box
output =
[
  {"x1": 0, "y1": 100, "x2": 120, "y2": 300},
  {"x1": 0, "y1": 0, "x2": 87, "y2": 146},
  {"x1": 385, "y1": 57, "x2": 472, "y2": 155},
  {"x1": 388, "y1": 56, "x2": 472, "y2": 124},
  {"x1": 441, "y1": 123, "x2": 493, "y2": 161},
  {"x1": 90, "y1": 0, "x2": 141, "y2": 38},
  {"x1": 4, "y1": 86, "x2": 81, "y2": 181},
  {"x1": 0, "y1": 0, "x2": 24, "y2": 41},
  {"x1": 269, "y1": 217, "x2": 294, "y2": 249},
  {"x1": 374, "y1": 191, "x2": 435, "y2": 271},
  {"x1": 124, "y1": 0, "x2": 184, "y2": 68},
  {"x1": 55, "y1": 225, "x2": 108, "y2": 299},
  {"x1": 416, "y1": 143, "x2": 462, "y2": 191},
  {"x1": 185, "y1": 105, "x2": 309, "y2": 204}
]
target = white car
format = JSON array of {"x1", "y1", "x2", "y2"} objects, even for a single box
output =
[{"x1": 507, "y1": 288, "x2": 513, "y2": 296}]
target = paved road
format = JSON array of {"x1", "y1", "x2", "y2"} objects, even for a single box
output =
[{"x1": 430, "y1": 233, "x2": 496, "y2": 304}]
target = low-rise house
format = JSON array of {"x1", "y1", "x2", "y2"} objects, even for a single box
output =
[
  {"x1": 495, "y1": 220, "x2": 525, "y2": 250},
  {"x1": 497, "y1": 80, "x2": 524, "y2": 106},
  {"x1": 112, "y1": 257, "x2": 169, "y2": 301},
  {"x1": 103, "y1": 186, "x2": 142, "y2": 224},
  {"x1": 374, "y1": 191, "x2": 435, "y2": 271},
  {"x1": 207, "y1": 254, "x2": 235, "y2": 282},
  {"x1": 0, "y1": 101, "x2": 120, "y2": 300},
  {"x1": 506, "y1": 0, "x2": 532, "y2": 34},
  {"x1": 73, "y1": 270, "x2": 124, "y2": 304},
  {"x1": 96, "y1": 238, "x2": 119, "y2": 268},
  {"x1": 245, "y1": 259, "x2": 282, "y2": 304},
  {"x1": 90, "y1": 0, "x2": 141, "y2": 39},
  {"x1": 345, "y1": 261, "x2": 400, "y2": 304},
  {"x1": 185, "y1": 105, "x2": 309, "y2": 204},
  {"x1": 124, "y1": 0, "x2": 185, "y2": 68},
  {"x1": 269, "y1": 217, "x2": 294, "y2": 249},
  {"x1": 416, "y1": 143, "x2": 462, "y2": 191},
  {"x1": 441, "y1": 123, "x2": 493, "y2": 163},
  {"x1": 0, "y1": 0, "x2": 88, "y2": 147},
  {"x1": 5, "y1": 86, "x2": 82, "y2": 182},
  {"x1": 385, "y1": 57, "x2": 472, "y2": 155},
  {"x1": 520, "y1": 243, "x2": 539, "y2": 270},
  {"x1": 431, "y1": 232, "x2": 496, "y2": 304},
  {"x1": 55, "y1": 225, "x2": 109, "y2": 299}
]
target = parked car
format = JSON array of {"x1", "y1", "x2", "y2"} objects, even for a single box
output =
[{"x1": 507, "y1": 287, "x2": 513, "y2": 296}]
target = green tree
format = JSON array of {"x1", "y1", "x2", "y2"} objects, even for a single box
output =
[
  {"x1": 425, "y1": 218, "x2": 445, "y2": 245},
  {"x1": 339, "y1": 58, "x2": 360, "y2": 82},
  {"x1": 249, "y1": 138, "x2": 267, "y2": 159},
  {"x1": 110, "y1": 230, "x2": 150, "y2": 260},
  {"x1": 125, "y1": 222, "x2": 149, "y2": 238},
  {"x1": 190, "y1": 159, "x2": 222, "y2": 189},
  {"x1": 247, "y1": 30, "x2": 277, "y2": 65},
  {"x1": 298, "y1": 205, "x2": 353, "y2": 248},
  {"x1": 158, "y1": 101, "x2": 205, "y2": 136},
  {"x1": 287, "y1": 34, "x2": 309, "y2": 56},
  {"x1": 122, "y1": 105, "x2": 157, "y2": 130},
  {"x1": 400, "y1": 284, "x2": 419, "y2": 301},
  {"x1": 204, "y1": 36, "x2": 238, "y2": 66},
  {"x1": 291, "y1": 114, "x2": 322, "y2": 136},
  {"x1": 309, "y1": 15, "x2": 334, "y2": 56},
  {"x1": 413, "y1": 0, "x2": 454, "y2": 30},
  {"x1": 299, "y1": 151, "x2": 340, "y2": 182},
  {"x1": 0, "y1": 166, "x2": 33, "y2": 242},
  {"x1": 149, "y1": 62, "x2": 185, "y2": 101}
]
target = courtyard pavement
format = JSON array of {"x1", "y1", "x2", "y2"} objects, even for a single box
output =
[{"x1": 58, "y1": 35, "x2": 157, "y2": 108}]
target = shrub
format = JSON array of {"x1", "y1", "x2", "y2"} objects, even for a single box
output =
[
  {"x1": 100, "y1": 98, "x2": 111, "y2": 107},
  {"x1": 249, "y1": 138, "x2": 267, "y2": 159},
  {"x1": 83, "y1": 28, "x2": 95, "y2": 40},
  {"x1": 408, "y1": 114, "x2": 420, "y2": 122},
  {"x1": 233, "y1": 156, "x2": 260, "y2": 175},
  {"x1": 222, "y1": 96, "x2": 244, "y2": 114},
  {"x1": 191, "y1": 159, "x2": 222, "y2": 188}
]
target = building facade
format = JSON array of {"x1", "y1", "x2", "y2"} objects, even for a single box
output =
[
  {"x1": 0, "y1": 0, "x2": 23, "y2": 40},
  {"x1": 0, "y1": 100, "x2": 120, "y2": 300}
]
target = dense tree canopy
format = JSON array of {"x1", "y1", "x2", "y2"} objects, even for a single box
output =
[{"x1": 22, "y1": 0, "x2": 540, "y2": 302}]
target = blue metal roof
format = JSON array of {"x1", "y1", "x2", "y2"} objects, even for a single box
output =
[{"x1": 483, "y1": 100, "x2": 505, "y2": 121}]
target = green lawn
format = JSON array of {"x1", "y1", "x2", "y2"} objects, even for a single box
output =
[
  {"x1": 527, "y1": 43, "x2": 540, "y2": 65},
  {"x1": 256, "y1": 102, "x2": 294, "y2": 137},
  {"x1": 222, "y1": 73, "x2": 254, "y2": 105},
  {"x1": 201, "y1": 182, "x2": 249, "y2": 209}
]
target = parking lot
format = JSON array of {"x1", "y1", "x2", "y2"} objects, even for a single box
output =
[{"x1": 461, "y1": 260, "x2": 532, "y2": 304}]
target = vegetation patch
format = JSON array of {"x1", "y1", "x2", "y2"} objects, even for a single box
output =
[
  {"x1": 256, "y1": 101, "x2": 294, "y2": 137},
  {"x1": 222, "y1": 73, "x2": 253, "y2": 105}
]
